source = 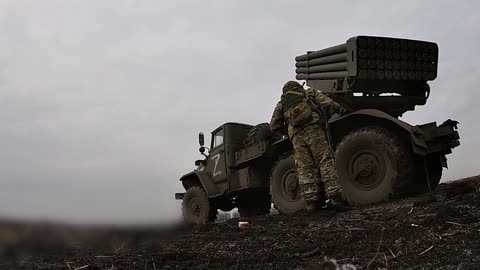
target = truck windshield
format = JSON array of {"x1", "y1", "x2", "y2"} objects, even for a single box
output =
[{"x1": 212, "y1": 129, "x2": 224, "y2": 148}]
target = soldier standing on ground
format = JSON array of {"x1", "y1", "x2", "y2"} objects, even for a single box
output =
[{"x1": 270, "y1": 81, "x2": 348, "y2": 211}]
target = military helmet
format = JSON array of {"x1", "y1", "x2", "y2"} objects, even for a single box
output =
[{"x1": 282, "y1": 81, "x2": 303, "y2": 94}]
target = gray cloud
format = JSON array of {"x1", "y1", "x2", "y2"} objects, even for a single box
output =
[{"x1": 0, "y1": 0, "x2": 479, "y2": 224}]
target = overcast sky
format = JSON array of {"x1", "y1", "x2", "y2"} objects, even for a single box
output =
[{"x1": 0, "y1": 0, "x2": 479, "y2": 225}]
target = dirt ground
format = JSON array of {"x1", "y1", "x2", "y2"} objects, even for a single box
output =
[{"x1": 1, "y1": 176, "x2": 479, "y2": 270}]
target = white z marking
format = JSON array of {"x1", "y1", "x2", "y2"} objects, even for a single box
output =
[{"x1": 211, "y1": 153, "x2": 222, "y2": 177}]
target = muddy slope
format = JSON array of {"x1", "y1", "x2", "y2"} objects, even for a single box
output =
[{"x1": 1, "y1": 176, "x2": 479, "y2": 270}]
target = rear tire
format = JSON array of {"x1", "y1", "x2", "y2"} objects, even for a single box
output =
[
  {"x1": 182, "y1": 186, "x2": 216, "y2": 224},
  {"x1": 270, "y1": 156, "x2": 306, "y2": 214},
  {"x1": 335, "y1": 127, "x2": 414, "y2": 205}
]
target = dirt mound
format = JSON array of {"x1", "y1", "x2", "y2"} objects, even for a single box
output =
[
  {"x1": 444, "y1": 178, "x2": 477, "y2": 198},
  {"x1": 1, "y1": 176, "x2": 479, "y2": 270}
]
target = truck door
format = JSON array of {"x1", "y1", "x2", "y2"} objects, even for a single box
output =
[{"x1": 207, "y1": 128, "x2": 227, "y2": 185}]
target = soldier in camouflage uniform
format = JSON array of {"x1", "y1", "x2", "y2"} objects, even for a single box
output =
[{"x1": 270, "y1": 81, "x2": 347, "y2": 211}]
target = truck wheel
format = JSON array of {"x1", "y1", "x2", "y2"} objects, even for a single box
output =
[
  {"x1": 182, "y1": 186, "x2": 216, "y2": 224},
  {"x1": 237, "y1": 190, "x2": 271, "y2": 217},
  {"x1": 270, "y1": 156, "x2": 306, "y2": 214},
  {"x1": 335, "y1": 127, "x2": 414, "y2": 205}
]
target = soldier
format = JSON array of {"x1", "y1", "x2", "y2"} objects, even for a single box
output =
[{"x1": 270, "y1": 81, "x2": 347, "y2": 211}]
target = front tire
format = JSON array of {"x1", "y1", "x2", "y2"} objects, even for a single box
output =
[
  {"x1": 270, "y1": 156, "x2": 306, "y2": 214},
  {"x1": 335, "y1": 127, "x2": 414, "y2": 205},
  {"x1": 182, "y1": 186, "x2": 216, "y2": 224}
]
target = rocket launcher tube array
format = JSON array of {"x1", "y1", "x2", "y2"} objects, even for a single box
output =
[{"x1": 295, "y1": 36, "x2": 438, "y2": 81}]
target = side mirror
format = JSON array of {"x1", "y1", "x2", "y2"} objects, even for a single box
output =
[
  {"x1": 195, "y1": 159, "x2": 207, "y2": 166},
  {"x1": 199, "y1": 146, "x2": 205, "y2": 154},
  {"x1": 199, "y1": 132, "x2": 205, "y2": 146}
]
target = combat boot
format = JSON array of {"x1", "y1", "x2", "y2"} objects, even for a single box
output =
[
  {"x1": 305, "y1": 199, "x2": 326, "y2": 212},
  {"x1": 325, "y1": 194, "x2": 349, "y2": 212}
]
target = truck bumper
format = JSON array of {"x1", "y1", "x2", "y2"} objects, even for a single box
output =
[{"x1": 175, "y1": 193, "x2": 185, "y2": 200}]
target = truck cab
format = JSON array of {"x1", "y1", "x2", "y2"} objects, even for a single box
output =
[
  {"x1": 200, "y1": 123, "x2": 254, "y2": 193},
  {"x1": 176, "y1": 122, "x2": 278, "y2": 224}
]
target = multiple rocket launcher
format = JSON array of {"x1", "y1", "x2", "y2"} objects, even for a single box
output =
[{"x1": 295, "y1": 36, "x2": 439, "y2": 82}]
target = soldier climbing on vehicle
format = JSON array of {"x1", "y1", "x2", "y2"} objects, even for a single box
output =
[{"x1": 270, "y1": 80, "x2": 349, "y2": 212}]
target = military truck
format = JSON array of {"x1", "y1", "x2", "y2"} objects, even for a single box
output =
[{"x1": 175, "y1": 36, "x2": 460, "y2": 224}]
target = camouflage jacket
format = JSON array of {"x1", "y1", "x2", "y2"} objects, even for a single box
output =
[{"x1": 270, "y1": 88, "x2": 346, "y2": 138}]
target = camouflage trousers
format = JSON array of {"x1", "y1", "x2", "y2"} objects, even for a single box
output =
[{"x1": 291, "y1": 124, "x2": 340, "y2": 204}]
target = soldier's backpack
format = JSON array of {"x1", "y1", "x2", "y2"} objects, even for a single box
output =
[{"x1": 282, "y1": 90, "x2": 314, "y2": 127}]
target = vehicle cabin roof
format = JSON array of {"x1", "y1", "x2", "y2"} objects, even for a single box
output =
[{"x1": 211, "y1": 122, "x2": 253, "y2": 134}]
